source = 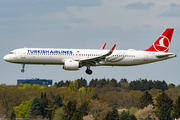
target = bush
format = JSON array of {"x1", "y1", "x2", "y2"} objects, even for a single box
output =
[
  {"x1": 105, "y1": 106, "x2": 119, "y2": 120},
  {"x1": 118, "y1": 108, "x2": 128, "y2": 114},
  {"x1": 119, "y1": 111, "x2": 137, "y2": 120},
  {"x1": 53, "y1": 108, "x2": 64, "y2": 120},
  {"x1": 134, "y1": 104, "x2": 156, "y2": 120},
  {"x1": 129, "y1": 107, "x2": 138, "y2": 115}
]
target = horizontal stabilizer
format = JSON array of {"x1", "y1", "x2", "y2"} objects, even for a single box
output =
[{"x1": 156, "y1": 53, "x2": 176, "y2": 58}]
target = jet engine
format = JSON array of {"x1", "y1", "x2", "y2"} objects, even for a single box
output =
[{"x1": 63, "y1": 60, "x2": 82, "y2": 70}]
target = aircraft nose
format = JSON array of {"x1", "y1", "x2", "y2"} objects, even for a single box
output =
[{"x1": 3, "y1": 55, "x2": 10, "y2": 61}]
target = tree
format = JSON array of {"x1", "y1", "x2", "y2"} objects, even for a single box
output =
[
  {"x1": 60, "y1": 89, "x2": 78, "y2": 104},
  {"x1": 68, "y1": 80, "x2": 79, "y2": 92},
  {"x1": 46, "y1": 93, "x2": 63, "y2": 119},
  {"x1": 86, "y1": 87, "x2": 96, "y2": 101},
  {"x1": 0, "y1": 86, "x2": 28, "y2": 117},
  {"x1": 119, "y1": 110, "x2": 137, "y2": 120},
  {"x1": 128, "y1": 80, "x2": 168, "y2": 91},
  {"x1": 119, "y1": 111, "x2": 129, "y2": 120},
  {"x1": 154, "y1": 92, "x2": 173, "y2": 120},
  {"x1": 63, "y1": 100, "x2": 77, "y2": 119},
  {"x1": 77, "y1": 78, "x2": 87, "y2": 88},
  {"x1": 153, "y1": 80, "x2": 168, "y2": 91},
  {"x1": 105, "y1": 106, "x2": 119, "y2": 120},
  {"x1": 138, "y1": 91, "x2": 153, "y2": 109},
  {"x1": 54, "y1": 94, "x2": 63, "y2": 107},
  {"x1": 76, "y1": 101, "x2": 89, "y2": 117},
  {"x1": 89, "y1": 79, "x2": 98, "y2": 87},
  {"x1": 120, "y1": 78, "x2": 128, "y2": 83},
  {"x1": 73, "y1": 80, "x2": 78, "y2": 91},
  {"x1": 177, "y1": 85, "x2": 180, "y2": 89},
  {"x1": 51, "y1": 105, "x2": 58, "y2": 120},
  {"x1": 145, "y1": 114, "x2": 152, "y2": 120},
  {"x1": 96, "y1": 78, "x2": 107, "y2": 88},
  {"x1": 88, "y1": 100, "x2": 109, "y2": 120},
  {"x1": 53, "y1": 108, "x2": 65, "y2": 120},
  {"x1": 61, "y1": 114, "x2": 70, "y2": 120},
  {"x1": 10, "y1": 110, "x2": 16, "y2": 120},
  {"x1": 149, "y1": 88, "x2": 162, "y2": 98},
  {"x1": 119, "y1": 78, "x2": 128, "y2": 89},
  {"x1": 129, "y1": 114, "x2": 137, "y2": 120},
  {"x1": 78, "y1": 87, "x2": 86, "y2": 105},
  {"x1": 46, "y1": 102, "x2": 54, "y2": 119},
  {"x1": 54, "y1": 82, "x2": 58, "y2": 88},
  {"x1": 168, "y1": 83, "x2": 175, "y2": 89},
  {"x1": 71, "y1": 112, "x2": 83, "y2": 120},
  {"x1": 64, "y1": 80, "x2": 71, "y2": 87},
  {"x1": 127, "y1": 91, "x2": 141, "y2": 108},
  {"x1": 110, "y1": 78, "x2": 118, "y2": 87},
  {"x1": 41, "y1": 92, "x2": 48, "y2": 118},
  {"x1": 92, "y1": 92, "x2": 100, "y2": 100},
  {"x1": 29, "y1": 97, "x2": 43, "y2": 118},
  {"x1": 173, "y1": 96, "x2": 180, "y2": 119},
  {"x1": 14, "y1": 99, "x2": 32, "y2": 118}
]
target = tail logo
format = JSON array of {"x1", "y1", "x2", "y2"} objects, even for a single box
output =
[{"x1": 153, "y1": 35, "x2": 170, "y2": 52}]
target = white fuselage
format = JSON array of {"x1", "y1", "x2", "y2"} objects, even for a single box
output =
[
  {"x1": 3, "y1": 28, "x2": 176, "y2": 74},
  {"x1": 3, "y1": 48, "x2": 176, "y2": 66}
]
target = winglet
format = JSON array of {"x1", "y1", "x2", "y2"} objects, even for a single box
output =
[
  {"x1": 101, "y1": 43, "x2": 107, "y2": 50},
  {"x1": 103, "y1": 44, "x2": 116, "y2": 56},
  {"x1": 109, "y1": 44, "x2": 116, "y2": 54}
]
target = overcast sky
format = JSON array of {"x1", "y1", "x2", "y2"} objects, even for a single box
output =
[{"x1": 1, "y1": 0, "x2": 180, "y2": 85}]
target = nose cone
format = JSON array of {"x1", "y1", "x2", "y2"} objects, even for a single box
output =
[{"x1": 3, "y1": 54, "x2": 10, "y2": 62}]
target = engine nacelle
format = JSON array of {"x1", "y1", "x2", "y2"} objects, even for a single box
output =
[{"x1": 63, "y1": 60, "x2": 81, "y2": 70}]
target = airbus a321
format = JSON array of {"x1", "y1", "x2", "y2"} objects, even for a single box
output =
[{"x1": 3, "y1": 28, "x2": 176, "y2": 75}]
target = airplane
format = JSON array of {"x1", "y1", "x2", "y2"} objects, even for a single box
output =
[{"x1": 3, "y1": 28, "x2": 176, "y2": 75}]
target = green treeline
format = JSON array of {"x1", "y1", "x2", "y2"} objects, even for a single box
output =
[
  {"x1": 0, "y1": 78, "x2": 180, "y2": 120},
  {"x1": 54, "y1": 78, "x2": 170, "y2": 92}
]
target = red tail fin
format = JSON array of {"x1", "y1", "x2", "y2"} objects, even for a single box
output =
[{"x1": 144, "y1": 28, "x2": 174, "y2": 52}]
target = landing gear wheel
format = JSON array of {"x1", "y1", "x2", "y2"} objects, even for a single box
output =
[
  {"x1": 86, "y1": 69, "x2": 92, "y2": 75},
  {"x1": 21, "y1": 69, "x2": 25, "y2": 73},
  {"x1": 21, "y1": 64, "x2": 25, "y2": 73}
]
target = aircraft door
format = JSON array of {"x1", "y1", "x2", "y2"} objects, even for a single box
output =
[{"x1": 21, "y1": 48, "x2": 26, "y2": 59}]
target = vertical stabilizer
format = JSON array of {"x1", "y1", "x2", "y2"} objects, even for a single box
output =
[{"x1": 144, "y1": 28, "x2": 174, "y2": 52}]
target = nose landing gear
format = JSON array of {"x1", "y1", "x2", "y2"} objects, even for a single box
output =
[{"x1": 21, "y1": 64, "x2": 25, "y2": 73}]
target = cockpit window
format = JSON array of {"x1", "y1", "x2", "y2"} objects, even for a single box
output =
[{"x1": 9, "y1": 52, "x2": 16, "y2": 54}]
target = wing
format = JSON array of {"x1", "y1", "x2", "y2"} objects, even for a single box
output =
[{"x1": 80, "y1": 44, "x2": 116, "y2": 66}]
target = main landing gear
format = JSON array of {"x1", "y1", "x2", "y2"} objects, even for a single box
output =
[
  {"x1": 86, "y1": 69, "x2": 92, "y2": 75},
  {"x1": 21, "y1": 64, "x2": 25, "y2": 73},
  {"x1": 85, "y1": 64, "x2": 92, "y2": 75}
]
